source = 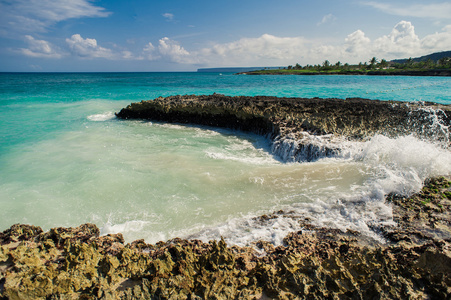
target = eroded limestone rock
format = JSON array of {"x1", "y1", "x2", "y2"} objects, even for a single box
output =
[
  {"x1": 116, "y1": 95, "x2": 451, "y2": 162},
  {"x1": 1, "y1": 178, "x2": 450, "y2": 299}
]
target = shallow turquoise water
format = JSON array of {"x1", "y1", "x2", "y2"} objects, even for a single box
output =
[{"x1": 0, "y1": 72, "x2": 450, "y2": 245}]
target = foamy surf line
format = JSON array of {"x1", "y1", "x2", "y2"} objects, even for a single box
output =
[
  {"x1": 108, "y1": 95, "x2": 451, "y2": 246},
  {"x1": 99, "y1": 133, "x2": 451, "y2": 246},
  {"x1": 268, "y1": 134, "x2": 450, "y2": 245}
]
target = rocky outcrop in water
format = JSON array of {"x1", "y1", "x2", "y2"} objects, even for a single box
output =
[
  {"x1": 1, "y1": 177, "x2": 450, "y2": 299},
  {"x1": 116, "y1": 94, "x2": 451, "y2": 162}
]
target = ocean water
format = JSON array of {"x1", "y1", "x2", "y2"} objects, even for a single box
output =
[{"x1": 0, "y1": 72, "x2": 450, "y2": 246}]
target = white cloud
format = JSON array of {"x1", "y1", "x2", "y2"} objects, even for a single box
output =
[
  {"x1": 162, "y1": 13, "x2": 174, "y2": 21},
  {"x1": 0, "y1": 0, "x2": 110, "y2": 35},
  {"x1": 122, "y1": 51, "x2": 134, "y2": 59},
  {"x1": 421, "y1": 25, "x2": 451, "y2": 51},
  {"x1": 158, "y1": 37, "x2": 195, "y2": 63},
  {"x1": 143, "y1": 42, "x2": 159, "y2": 60},
  {"x1": 373, "y1": 21, "x2": 421, "y2": 57},
  {"x1": 200, "y1": 34, "x2": 310, "y2": 66},
  {"x1": 150, "y1": 21, "x2": 451, "y2": 66},
  {"x1": 318, "y1": 14, "x2": 337, "y2": 26},
  {"x1": 363, "y1": 2, "x2": 451, "y2": 19},
  {"x1": 142, "y1": 38, "x2": 195, "y2": 63},
  {"x1": 19, "y1": 35, "x2": 64, "y2": 58},
  {"x1": 340, "y1": 21, "x2": 451, "y2": 62},
  {"x1": 66, "y1": 34, "x2": 114, "y2": 59},
  {"x1": 344, "y1": 30, "x2": 371, "y2": 55},
  {"x1": 142, "y1": 34, "x2": 310, "y2": 66}
]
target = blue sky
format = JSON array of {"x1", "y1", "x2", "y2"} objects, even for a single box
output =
[{"x1": 1, "y1": 0, "x2": 451, "y2": 71}]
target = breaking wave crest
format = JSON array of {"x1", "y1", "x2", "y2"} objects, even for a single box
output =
[
  {"x1": 188, "y1": 105, "x2": 451, "y2": 246},
  {"x1": 187, "y1": 133, "x2": 451, "y2": 246},
  {"x1": 270, "y1": 103, "x2": 450, "y2": 163},
  {"x1": 87, "y1": 112, "x2": 116, "y2": 121}
]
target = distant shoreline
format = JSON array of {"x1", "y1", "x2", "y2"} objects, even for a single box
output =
[
  {"x1": 236, "y1": 69, "x2": 451, "y2": 77},
  {"x1": 238, "y1": 69, "x2": 451, "y2": 76}
]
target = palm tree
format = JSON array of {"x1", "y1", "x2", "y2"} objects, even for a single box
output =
[
  {"x1": 369, "y1": 57, "x2": 378, "y2": 69},
  {"x1": 406, "y1": 57, "x2": 413, "y2": 68},
  {"x1": 379, "y1": 59, "x2": 388, "y2": 69}
]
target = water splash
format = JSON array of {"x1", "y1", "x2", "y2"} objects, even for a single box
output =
[
  {"x1": 269, "y1": 103, "x2": 450, "y2": 163},
  {"x1": 87, "y1": 112, "x2": 116, "y2": 121},
  {"x1": 406, "y1": 103, "x2": 450, "y2": 146}
]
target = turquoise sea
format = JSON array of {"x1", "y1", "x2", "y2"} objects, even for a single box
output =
[{"x1": 1, "y1": 72, "x2": 450, "y2": 246}]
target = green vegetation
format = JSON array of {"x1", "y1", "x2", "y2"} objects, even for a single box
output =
[{"x1": 246, "y1": 55, "x2": 451, "y2": 76}]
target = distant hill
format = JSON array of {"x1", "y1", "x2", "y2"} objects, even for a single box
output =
[{"x1": 391, "y1": 51, "x2": 451, "y2": 64}]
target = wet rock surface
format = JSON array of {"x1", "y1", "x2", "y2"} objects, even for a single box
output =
[
  {"x1": 116, "y1": 94, "x2": 451, "y2": 162},
  {"x1": 1, "y1": 177, "x2": 450, "y2": 299}
]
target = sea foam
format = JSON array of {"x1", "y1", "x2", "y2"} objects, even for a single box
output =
[
  {"x1": 87, "y1": 112, "x2": 116, "y2": 121},
  {"x1": 183, "y1": 131, "x2": 451, "y2": 246}
]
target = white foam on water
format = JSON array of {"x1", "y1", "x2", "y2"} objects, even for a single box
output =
[
  {"x1": 204, "y1": 148, "x2": 278, "y2": 165},
  {"x1": 188, "y1": 214, "x2": 302, "y2": 248},
  {"x1": 100, "y1": 219, "x2": 169, "y2": 244},
  {"x1": 87, "y1": 111, "x2": 116, "y2": 121},
  {"x1": 180, "y1": 133, "x2": 451, "y2": 247}
]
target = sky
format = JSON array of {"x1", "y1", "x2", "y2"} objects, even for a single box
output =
[{"x1": 0, "y1": 0, "x2": 451, "y2": 72}]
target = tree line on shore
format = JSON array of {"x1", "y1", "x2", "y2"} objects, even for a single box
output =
[{"x1": 283, "y1": 56, "x2": 451, "y2": 72}]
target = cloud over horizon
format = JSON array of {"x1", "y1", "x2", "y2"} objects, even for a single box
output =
[
  {"x1": 135, "y1": 21, "x2": 451, "y2": 67},
  {"x1": 2, "y1": 0, "x2": 451, "y2": 71},
  {"x1": 66, "y1": 34, "x2": 114, "y2": 59},
  {"x1": 9, "y1": 19, "x2": 451, "y2": 69},
  {"x1": 19, "y1": 35, "x2": 64, "y2": 58}
]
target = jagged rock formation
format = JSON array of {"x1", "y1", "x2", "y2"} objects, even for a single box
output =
[
  {"x1": 1, "y1": 177, "x2": 450, "y2": 299},
  {"x1": 116, "y1": 94, "x2": 451, "y2": 162}
]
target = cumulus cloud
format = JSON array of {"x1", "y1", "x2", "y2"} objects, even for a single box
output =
[
  {"x1": 18, "y1": 19, "x2": 449, "y2": 68},
  {"x1": 421, "y1": 25, "x2": 451, "y2": 51},
  {"x1": 143, "y1": 38, "x2": 196, "y2": 63},
  {"x1": 140, "y1": 21, "x2": 451, "y2": 67},
  {"x1": 66, "y1": 34, "x2": 114, "y2": 59},
  {"x1": 341, "y1": 21, "x2": 451, "y2": 62},
  {"x1": 199, "y1": 34, "x2": 310, "y2": 66},
  {"x1": 363, "y1": 2, "x2": 451, "y2": 19},
  {"x1": 19, "y1": 35, "x2": 64, "y2": 58},
  {"x1": 344, "y1": 30, "x2": 371, "y2": 55},
  {"x1": 373, "y1": 21, "x2": 421, "y2": 56},
  {"x1": 0, "y1": 0, "x2": 110, "y2": 36}
]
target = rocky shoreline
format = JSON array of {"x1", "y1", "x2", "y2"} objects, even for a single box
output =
[
  {"x1": 116, "y1": 94, "x2": 450, "y2": 161},
  {"x1": 1, "y1": 177, "x2": 450, "y2": 299},
  {"x1": 2, "y1": 95, "x2": 451, "y2": 299}
]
